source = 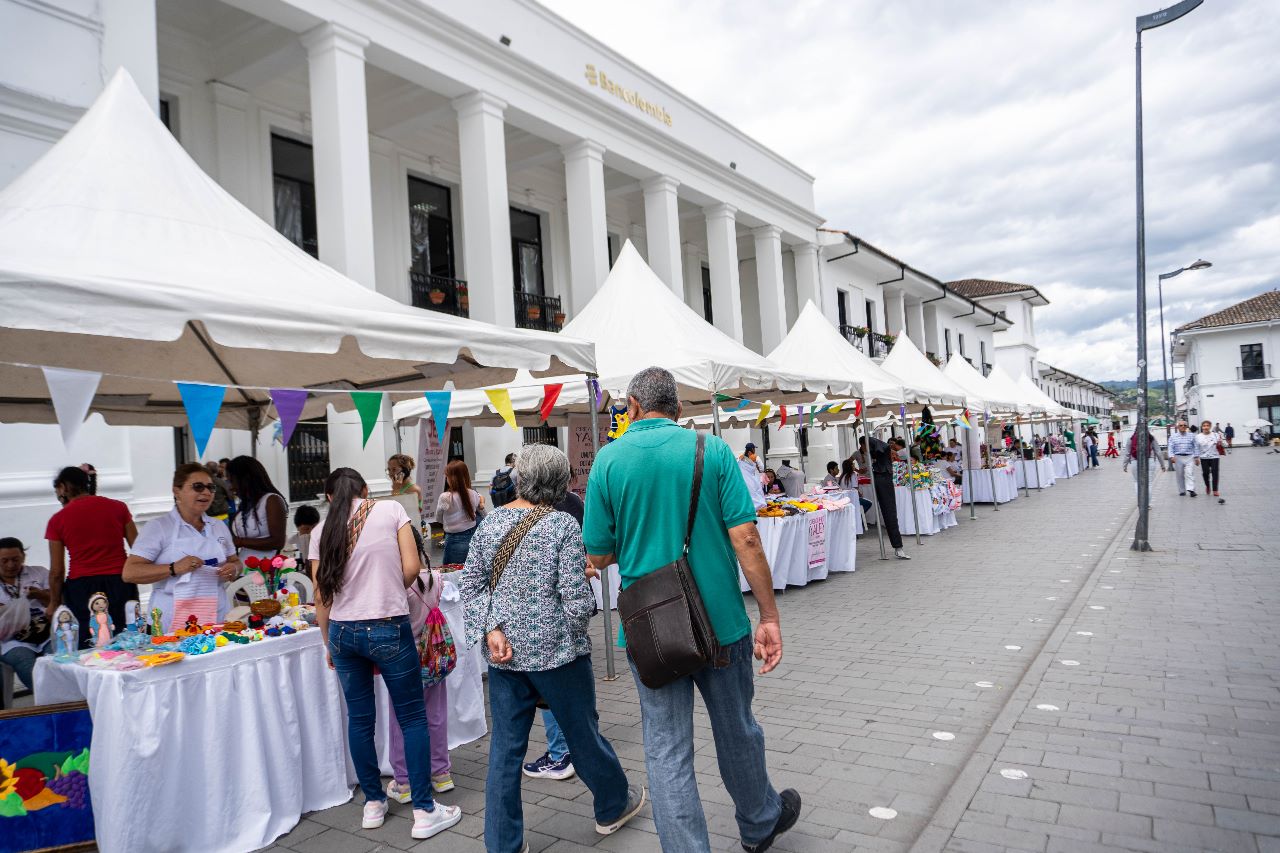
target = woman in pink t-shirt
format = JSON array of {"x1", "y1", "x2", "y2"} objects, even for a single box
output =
[{"x1": 309, "y1": 468, "x2": 462, "y2": 842}]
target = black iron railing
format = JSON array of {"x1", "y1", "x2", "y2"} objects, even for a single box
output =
[
  {"x1": 1237, "y1": 364, "x2": 1272, "y2": 381},
  {"x1": 1184, "y1": 373, "x2": 1197, "y2": 390},
  {"x1": 982, "y1": 363, "x2": 992, "y2": 377},
  {"x1": 410, "y1": 271, "x2": 469, "y2": 317},
  {"x1": 515, "y1": 290, "x2": 564, "y2": 332}
]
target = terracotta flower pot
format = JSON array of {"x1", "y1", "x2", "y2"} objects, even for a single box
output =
[
  {"x1": 428, "y1": 290, "x2": 445, "y2": 305},
  {"x1": 526, "y1": 304, "x2": 542, "y2": 320},
  {"x1": 553, "y1": 311, "x2": 566, "y2": 326}
]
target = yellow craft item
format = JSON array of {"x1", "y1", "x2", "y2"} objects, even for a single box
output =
[{"x1": 215, "y1": 635, "x2": 229, "y2": 647}]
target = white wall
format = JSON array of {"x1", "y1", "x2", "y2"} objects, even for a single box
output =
[{"x1": 1182, "y1": 323, "x2": 1279, "y2": 429}]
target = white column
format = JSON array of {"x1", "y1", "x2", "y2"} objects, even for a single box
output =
[
  {"x1": 884, "y1": 289, "x2": 906, "y2": 337},
  {"x1": 907, "y1": 299, "x2": 927, "y2": 350},
  {"x1": 210, "y1": 82, "x2": 254, "y2": 211},
  {"x1": 642, "y1": 176, "x2": 683, "y2": 294},
  {"x1": 704, "y1": 204, "x2": 744, "y2": 341},
  {"x1": 301, "y1": 23, "x2": 377, "y2": 289},
  {"x1": 562, "y1": 140, "x2": 609, "y2": 317},
  {"x1": 753, "y1": 225, "x2": 787, "y2": 353},
  {"x1": 101, "y1": 0, "x2": 159, "y2": 110},
  {"x1": 454, "y1": 92, "x2": 515, "y2": 326},
  {"x1": 682, "y1": 242, "x2": 703, "y2": 314},
  {"x1": 923, "y1": 303, "x2": 941, "y2": 356},
  {"x1": 793, "y1": 242, "x2": 823, "y2": 312}
]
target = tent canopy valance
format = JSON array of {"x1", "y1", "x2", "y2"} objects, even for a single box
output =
[
  {"x1": 942, "y1": 354, "x2": 1021, "y2": 414},
  {"x1": 0, "y1": 70, "x2": 596, "y2": 430},
  {"x1": 879, "y1": 335, "x2": 968, "y2": 408}
]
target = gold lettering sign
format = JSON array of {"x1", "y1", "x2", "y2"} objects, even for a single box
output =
[{"x1": 584, "y1": 64, "x2": 672, "y2": 127}]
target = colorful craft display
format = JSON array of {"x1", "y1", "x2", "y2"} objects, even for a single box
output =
[{"x1": 892, "y1": 462, "x2": 935, "y2": 489}]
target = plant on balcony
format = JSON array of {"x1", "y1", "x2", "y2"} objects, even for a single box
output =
[
  {"x1": 879, "y1": 333, "x2": 897, "y2": 346},
  {"x1": 428, "y1": 288, "x2": 445, "y2": 305},
  {"x1": 553, "y1": 310, "x2": 566, "y2": 326},
  {"x1": 847, "y1": 325, "x2": 869, "y2": 339},
  {"x1": 926, "y1": 352, "x2": 942, "y2": 367},
  {"x1": 526, "y1": 303, "x2": 542, "y2": 321}
]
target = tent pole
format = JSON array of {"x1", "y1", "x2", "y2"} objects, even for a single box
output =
[
  {"x1": 861, "y1": 411, "x2": 888, "y2": 560},
  {"x1": 1018, "y1": 416, "x2": 1031, "y2": 498},
  {"x1": 1033, "y1": 426, "x2": 1044, "y2": 491},
  {"x1": 906, "y1": 412, "x2": 923, "y2": 546},
  {"x1": 986, "y1": 414, "x2": 1000, "y2": 511},
  {"x1": 586, "y1": 376, "x2": 616, "y2": 682},
  {"x1": 965, "y1": 401, "x2": 976, "y2": 520},
  {"x1": 711, "y1": 385, "x2": 723, "y2": 438}
]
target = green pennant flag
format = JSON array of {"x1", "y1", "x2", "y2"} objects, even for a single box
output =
[
  {"x1": 715, "y1": 393, "x2": 733, "y2": 403},
  {"x1": 350, "y1": 391, "x2": 383, "y2": 448}
]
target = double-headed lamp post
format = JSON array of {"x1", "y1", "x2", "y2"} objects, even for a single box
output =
[
  {"x1": 1157, "y1": 259, "x2": 1212, "y2": 429},
  {"x1": 1133, "y1": 0, "x2": 1203, "y2": 553}
]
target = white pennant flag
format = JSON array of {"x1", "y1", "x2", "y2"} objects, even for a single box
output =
[{"x1": 42, "y1": 367, "x2": 101, "y2": 449}]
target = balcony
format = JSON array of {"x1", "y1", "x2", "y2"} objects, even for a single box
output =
[
  {"x1": 1237, "y1": 364, "x2": 1272, "y2": 381},
  {"x1": 410, "y1": 271, "x2": 468, "y2": 317},
  {"x1": 1184, "y1": 372, "x2": 1197, "y2": 391},
  {"x1": 515, "y1": 290, "x2": 565, "y2": 333},
  {"x1": 982, "y1": 362, "x2": 993, "y2": 377}
]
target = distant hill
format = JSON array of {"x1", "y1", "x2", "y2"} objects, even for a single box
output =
[{"x1": 1100, "y1": 379, "x2": 1174, "y2": 412}]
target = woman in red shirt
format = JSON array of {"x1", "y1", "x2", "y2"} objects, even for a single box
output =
[{"x1": 45, "y1": 466, "x2": 138, "y2": 647}]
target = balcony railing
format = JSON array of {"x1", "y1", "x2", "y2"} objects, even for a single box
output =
[
  {"x1": 925, "y1": 351, "x2": 942, "y2": 367},
  {"x1": 1237, "y1": 364, "x2": 1272, "y2": 381},
  {"x1": 982, "y1": 362, "x2": 993, "y2": 377},
  {"x1": 1184, "y1": 373, "x2": 1197, "y2": 391},
  {"x1": 410, "y1": 271, "x2": 469, "y2": 317},
  {"x1": 515, "y1": 290, "x2": 564, "y2": 332}
]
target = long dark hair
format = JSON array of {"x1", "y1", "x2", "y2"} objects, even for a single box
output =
[
  {"x1": 839, "y1": 458, "x2": 855, "y2": 488},
  {"x1": 227, "y1": 456, "x2": 285, "y2": 530},
  {"x1": 316, "y1": 468, "x2": 366, "y2": 607},
  {"x1": 444, "y1": 460, "x2": 476, "y2": 521}
]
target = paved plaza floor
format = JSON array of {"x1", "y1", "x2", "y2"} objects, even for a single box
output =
[{"x1": 268, "y1": 449, "x2": 1280, "y2": 853}]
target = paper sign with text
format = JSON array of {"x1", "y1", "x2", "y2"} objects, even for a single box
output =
[
  {"x1": 416, "y1": 418, "x2": 447, "y2": 519},
  {"x1": 807, "y1": 509, "x2": 827, "y2": 571}
]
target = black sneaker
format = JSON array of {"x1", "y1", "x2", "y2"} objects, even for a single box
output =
[
  {"x1": 1188, "y1": 490, "x2": 1197, "y2": 497},
  {"x1": 743, "y1": 789, "x2": 801, "y2": 853}
]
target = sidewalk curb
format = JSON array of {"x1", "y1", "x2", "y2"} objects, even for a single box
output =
[{"x1": 906, "y1": 496, "x2": 1140, "y2": 853}]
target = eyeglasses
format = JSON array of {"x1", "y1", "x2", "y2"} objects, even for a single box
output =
[{"x1": 188, "y1": 482, "x2": 216, "y2": 493}]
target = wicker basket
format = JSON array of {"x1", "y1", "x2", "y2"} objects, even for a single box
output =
[{"x1": 250, "y1": 599, "x2": 281, "y2": 618}]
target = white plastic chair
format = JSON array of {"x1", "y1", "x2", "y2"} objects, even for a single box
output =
[{"x1": 283, "y1": 573, "x2": 314, "y2": 604}]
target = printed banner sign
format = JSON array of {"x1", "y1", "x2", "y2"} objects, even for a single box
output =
[
  {"x1": 416, "y1": 417, "x2": 448, "y2": 516},
  {"x1": 567, "y1": 414, "x2": 610, "y2": 498},
  {"x1": 807, "y1": 509, "x2": 827, "y2": 571}
]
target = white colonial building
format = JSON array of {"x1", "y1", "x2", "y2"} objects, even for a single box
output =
[
  {"x1": 0, "y1": 0, "x2": 832, "y2": 548},
  {"x1": 1173, "y1": 290, "x2": 1280, "y2": 437}
]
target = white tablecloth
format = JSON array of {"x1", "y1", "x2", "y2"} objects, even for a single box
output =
[
  {"x1": 895, "y1": 486, "x2": 946, "y2": 535},
  {"x1": 962, "y1": 467, "x2": 1019, "y2": 504},
  {"x1": 1015, "y1": 458, "x2": 1056, "y2": 488},
  {"x1": 1066, "y1": 452, "x2": 1081, "y2": 476},
  {"x1": 741, "y1": 505, "x2": 857, "y2": 591},
  {"x1": 1051, "y1": 453, "x2": 1070, "y2": 479},
  {"x1": 33, "y1": 584, "x2": 486, "y2": 853}
]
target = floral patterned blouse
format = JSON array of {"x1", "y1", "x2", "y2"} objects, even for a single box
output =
[{"x1": 460, "y1": 507, "x2": 595, "y2": 672}]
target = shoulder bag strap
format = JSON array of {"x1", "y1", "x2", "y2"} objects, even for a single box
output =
[
  {"x1": 683, "y1": 434, "x2": 706, "y2": 556},
  {"x1": 489, "y1": 505, "x2": 552, "y2": 592},
  {"x1": 346, "y1": 499, "x2": 376, "y2": 557}
]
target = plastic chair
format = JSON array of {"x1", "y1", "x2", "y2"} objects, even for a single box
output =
[{"x1": 283, "y1": 573, "x2": 314, "y2": 604}]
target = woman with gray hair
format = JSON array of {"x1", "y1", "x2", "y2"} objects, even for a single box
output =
[{"x1": 461, "y1": 444, "x2": 645, "y2": 853}]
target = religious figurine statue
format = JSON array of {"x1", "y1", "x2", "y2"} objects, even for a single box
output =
[
  {"x1": 151, "y1": 606, "x2": 164, "y2": 637},
  {"x1": 52, "y1": 606, "x2": 79, "y2": 659},
  {"x1": 88, "y1": 592, "x2": 114, "y2": 648}
]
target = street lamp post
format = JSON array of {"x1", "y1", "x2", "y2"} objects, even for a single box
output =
[
  {"x1": 1133, "y1": 0, "x2": 1202, "y2": 552},
  {"x1": 1156, "y1": 259, "x2": 1212, "y2": 433}
]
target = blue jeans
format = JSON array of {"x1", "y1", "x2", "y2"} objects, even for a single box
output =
[
  {"x1": 485, "y1": 654, "x2": 629, "y2": 853},
  {"x1": 328, "y1": 617, "x2": 435, "y2": 811},
  {"x1": 442, "y1": 527, "x2": 475, "y2": 565},
  {"x1": 542, "y1": 710, "x2": 568, "y2": 761},
  {"x1": 0, "y1": 646, "x2": 38, "y2": 691},
  {"x1": 1088, "y1": 445, "x2": 1100, "y2": 467},
  {"x1": 628, "y1": 634, "x2": 781, "y2": 851}
]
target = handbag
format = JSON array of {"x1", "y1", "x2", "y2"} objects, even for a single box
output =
[
  {"x1": 418, "y1": 605, "x2": 456, "y2": 687},
  {"x1": 617, "y1": 433, "x2": 720, "y2": 689}
]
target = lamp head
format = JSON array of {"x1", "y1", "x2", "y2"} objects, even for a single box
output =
[{"x1": 1187, "y1": 259, "x2": 1212, "y2": 271}]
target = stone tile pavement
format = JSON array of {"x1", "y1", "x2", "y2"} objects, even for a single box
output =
[{"x1": 267, "y1": 449, "x2": 1279, "y2": 852}]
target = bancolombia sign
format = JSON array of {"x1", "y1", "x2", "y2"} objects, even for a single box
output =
[{"x1": 584, "y1": 64, "x2": 672, "y2": 127}]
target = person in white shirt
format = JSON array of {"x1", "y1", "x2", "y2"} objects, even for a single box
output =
[
  {"x1": 737, "y1": 444, "x2": 766, "y2": 509},
  {"x1": 1195, "y1": 420, "x2": 1225, "y2": 503},
  {"x1": 776, "y1": 460, "x2": 805, "y2": 496},
  {"x1": 820, "y1": 461, "x2": 840, "y2": 488},
  {"x1": 1166, "y1": 421, "x2": 1199, "y2": 497},
  {"x1": 942, "y1": 452, "x2": 963, "y2": 485}
]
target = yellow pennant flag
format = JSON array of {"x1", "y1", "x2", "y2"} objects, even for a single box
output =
[
  {"x1": 754, "y1": 402, "x2": 772, "y2": 426},
  {"x1": 486, "y1": 388, "x2": 518, "y2": 429},
  {"x1": 828, "y1": 402, "x2": 845, "y2": 414}
]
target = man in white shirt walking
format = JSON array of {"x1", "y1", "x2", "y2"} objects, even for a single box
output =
[{"x1": 1167, "y1": 421, "x2": 1199, "y2": 497}]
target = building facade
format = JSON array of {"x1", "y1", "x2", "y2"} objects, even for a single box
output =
[
  {"x1": 0, "y1": 0, "x2": 827, "y2": 548},
  {"x1": 1173, "y1": 290, "x2": 1280, "y2": 436}
]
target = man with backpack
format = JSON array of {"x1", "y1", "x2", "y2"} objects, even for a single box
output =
[{"x1": 490, "y1": 453, "x2": 519, "y2": 507}]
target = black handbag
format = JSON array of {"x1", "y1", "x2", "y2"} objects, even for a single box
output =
[{"x1": 617, "y1": 433, "x2": 720, "y2": 689}]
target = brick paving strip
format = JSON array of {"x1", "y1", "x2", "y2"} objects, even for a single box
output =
[{"x1": 268, "y1": 451, "x2": 1279, "y2": 852}]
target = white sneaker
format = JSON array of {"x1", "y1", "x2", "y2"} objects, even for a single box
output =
[
  {"x1": 386, "y1": 779, "x2": 412, "y2": 804},
  {"x1": 894, "y1": 549, "x2": 912, "y2": 560},
  {"x1": 362, "y1": 798, "x2": 388, "y2": 829},
  {"x1": 412, "y1": 803, "x2": 462, "y2": 839}
]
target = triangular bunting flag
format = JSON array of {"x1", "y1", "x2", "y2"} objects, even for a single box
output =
[
  {"x1": 780, "y1": 405, "x2": 788, "y2": 427},
  {"x1": 714, "y1": 393, "x2": 733, "y2": 403},
  {"x1": 486, "y1": 389, "x2": 517, "y2": 429},
  {"x1": 830, "y1": 402, "x2": 846, "y2": 415},
  {"x1": 755, "y1": 402, "x2": 772, "y2": 426},
  {"x1": 270, "y1": 389, "x2": 308, "y2": 447},
  {"x1": 958, "y1": 408, "x2": 972, "y2": 429},
  {"x1": 807, "y1": 406, "x2": 815, "y2": 427},
  {"x1": 349, "y1": 391, "x2": 384, "y2": 448},
  {"x1": 539, "y1": 384, "x2": 563, "y2": 422},
  {"x1": 590, "y1": 379, "x2": 603, "y2": 410},
  {"x1": 424, "y1": 391, "x2": 451, "y2": 445},
  {"x1": 729, "y1": 399, "x2": 750, "y2": 412},
  {"x1": 177, "y1": 382, "x2": 227, "y2": 458},
  {"x1": 42, "y1": 367, "x2": 101, "y2": 449}
]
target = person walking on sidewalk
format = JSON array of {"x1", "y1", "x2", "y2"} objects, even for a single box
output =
[
  {"x1": 1168, "y1": 421, "x2": 1199, "y2": 497},
  {"x1": 1224, "y1": 422, "x2": 1235, "y2": 452},
  {"x1": 584, "y1": 367, "x2": 801, "y2": 853},
  {"x1": 1195, "y1": 420, "x2": 1226, "y2": 503},
  {"x1": 1124, "y1": 429, "x2": 1168, "y2": 498},
  {"x1": 463, "y1": 444, "x2": 645, "y2": 853}
]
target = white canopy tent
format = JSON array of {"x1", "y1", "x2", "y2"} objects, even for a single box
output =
[
  {"x1": 942, "y1": 354, "x2": 1021, "y2": 413},
  {"x1": 561, "y1": 243, "x2": 860, "y2": 411},
  {"x1": 879, "y1": 335, "x2": 968, "y2": 409},
  {"x1": 0, "y1": 70, "x2": 596, "y2": 430},
  {"x1": 985, "y1": 365, "x2": 1042, "y2": 417},
  {"x1": 1015, "y1": 373, "x2": 1079, "y2": 420}
]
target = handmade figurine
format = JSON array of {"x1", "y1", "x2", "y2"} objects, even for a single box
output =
[
  {"x1": 151, "y1": 607, "x2": 164, "y2": 637},
  {"x1": 88, "y1": 592, "x2": 114, "y2": 648},
  {"x1": 247, "y1": 613, "x2": 264, "y2": 630},
  {"x1": 184, "y1": 614, "x2": 201, "y2": 635},
  {"x1": 52, "y1": 606, "x2": 79, "y2": 659},
  {"x1": 123, "y1": 599, "x2": 145, "y2": 634}
]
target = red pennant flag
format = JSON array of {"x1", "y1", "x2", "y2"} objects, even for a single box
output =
[
  {"x1": 780, "y1": 405, "x2": 788, "y2": 427},
  {"x1": 539, "y1": 384, "x2": 563, "y2": 423},
  {"x1": 854, "y1": 399, "x2": 863, "y2": 418}
]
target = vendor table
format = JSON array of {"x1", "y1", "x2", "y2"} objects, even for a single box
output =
[
  {"x1": 1015, "y1": 457, "x2": 1056, "y2": 489},
  {"x1": 33, "y1": 583, "x2": 485, "y2": 853},
  {"x1": 1066, "y1": 452, "x2": 1081, "y2": 476},
  {"x1": 1051, "y1": 453, "x2": 1074, "y2": 479},
  {"x1": 740, "y1": 504, "x2": 858, "y2": 591},
  {"x1": 962, "y1": 466, "x2": 1019, "y2": 504},
  {"x1": 895, "y1": 487, "x2": 949, "y2": 536}
]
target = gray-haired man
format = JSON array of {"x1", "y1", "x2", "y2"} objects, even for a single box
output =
[{"x1": 583, "y1": 367, "x2": 801, "y2": 853}]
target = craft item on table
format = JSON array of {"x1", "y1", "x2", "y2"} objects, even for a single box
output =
[
  {"x1": 291, "y1": 620, "x2": 310, "y2": 632},
  {"x1": 250, "y1": 598, "x2": 281, "y2": 618},
  {"x1": 137, "y1": 651, "x2": 185, "y2": 667},
  {"x1": 286, "y1": 592, "x2": 300, "y2": 607},
  {"x1": 222, "y1": 620, "x2": 245, "y2": 633},
  {"x1": 279, "y1": 624, "x2": 296, "y2": 635},
  {"x1": 238, "y1": 628, "x2": 264, "y2": 642},
  {"x1": 220, "y1": 631, "x2": 250, "y2": 644},
  {"x1": 51, "y1": 605, "x2": 80, "y2": 660},
  {"x1": 151, "y1": 607, "x2": 164, "y2": 636},
  {"x1": 87, "y1": 592, "x2": 114, "y2": 648},
  {"x1": 106, "y1": 630, "x2": 152, "y2": 651},
  {"x1": 247, "y1": 613, "x2": 264, "y2": 630},
  {"x1": 179, "y1": 614, "x2": 203, "y2": 636},
  {"x1": 151, "y1": 634, "x2": 179, "y2": 644},
  {"x1": 124, "y1": 599, "x2": 146, "y2": 634},
  {"x1": 265, "y1": 625, "x2": 281, "y2": 637},
  {"x1": 215, "y1": 634, "x2": 229, "y2": 647},
  {"x1": 178, "y1": 634, "x2": 217, "y2": 655}
]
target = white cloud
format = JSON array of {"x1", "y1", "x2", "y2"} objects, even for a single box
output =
[{"x1": 543, "y1": 0, "x2": 1280, "y2": 380}]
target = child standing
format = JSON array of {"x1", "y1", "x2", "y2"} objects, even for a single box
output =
[{"x1": 386, "y1": 566, "x2": 454, "y2": 801}]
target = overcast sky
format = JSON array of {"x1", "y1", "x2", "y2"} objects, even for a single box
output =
[{"x1": 543, "y1": 0, "x2": 1279, "y2": 381}]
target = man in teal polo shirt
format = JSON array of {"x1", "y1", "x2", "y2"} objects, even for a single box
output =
[{"x1": 584, "y1": 367, "x2": 800, "y2": 853}]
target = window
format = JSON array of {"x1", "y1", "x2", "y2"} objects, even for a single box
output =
[
  {"x1": 271, "y1": 135, "x2": 318, "y2": 258},
  {"x1": 1241, "y1": 343, "x2": 1265, "y2": 380},
  {"x1": 865, "y1": 299, "x2": 876, "y2": 334},
  {"x1": 1258, "y1": 394, "x2": 1280, "y2": 435},
  {"x1": 448, "y1": 426, "x2": 465, "y2": 463},
  {"x1": 837, "y1": 290, "x2": 849, "y2": 328},
  {"x1": 701, "y1": 265, "x2": 713, "y2": 322},
  {"x1": 408, "y1": 177, "x2": 455, "y2": 279},
  {"x1": 510, "y1": 208, "x2": 544, "y2": 295},
  {"x1": 522, "y1": 426, "x2": 558, "y2": 447},
  {"x1": 958, "y1": 333, "x2": 966, "y2": 358},
  {"x1": 944, "y1": 329, "x2": 952, "y2": 360},
  {"x1": 980, "y1": 340, "x2": 988, "y2": 375},
  {"x1": 159, "y1": 97, "x2": 177, "y2": 137},
  {"x1": 286, "y1": 419, "x2": 330, "y2": 502}
]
